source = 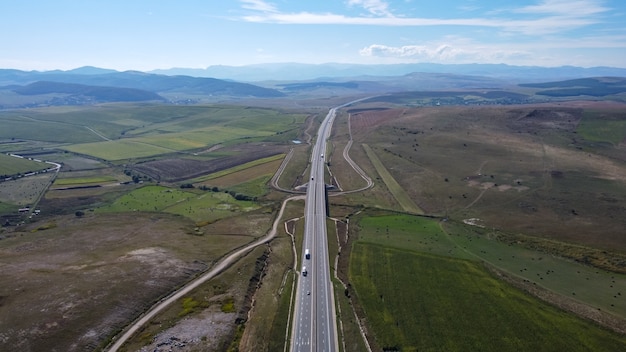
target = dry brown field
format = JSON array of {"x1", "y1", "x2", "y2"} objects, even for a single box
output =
[
  {"x1": 0, "y1": 207, "x2": 274, "y2": 351},
  {"x1": 332, "y1": 101, "x2": 626, "y2": 252}
]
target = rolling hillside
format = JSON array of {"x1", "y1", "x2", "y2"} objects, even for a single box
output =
[
  {"x1": 520, "y1": 77, "x2": 626, "y2": 97},
  {"x1": 13, "y1": 81, "x2": 164, "y2": 102},
  {"x1": 0, "y1": 69, "x2": 286, "y2": 101}
]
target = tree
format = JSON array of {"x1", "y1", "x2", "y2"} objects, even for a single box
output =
[{"x1": 75, "y1": 210, "x2": 85, "y2": 217}]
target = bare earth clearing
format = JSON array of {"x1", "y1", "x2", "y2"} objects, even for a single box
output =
[{"x1": 0, "y1": 211, "x2": 265, "y2": 351}]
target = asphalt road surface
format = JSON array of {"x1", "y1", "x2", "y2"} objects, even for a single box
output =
[{"x1": 290, "y1": 107, "x2": 340, "y2": 352}]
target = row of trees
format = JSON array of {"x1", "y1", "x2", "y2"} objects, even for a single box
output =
[{"x1": 180, "y1": 183, "x2": 257, "y2": 201}]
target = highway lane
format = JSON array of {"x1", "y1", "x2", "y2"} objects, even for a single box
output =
[{"x1": 291, "y1": 108, "x2": 339, "y2": 352}]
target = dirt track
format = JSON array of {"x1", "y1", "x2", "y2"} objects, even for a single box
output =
[{"x1": 105, "y1": 195, "x2": 304, "y2": 352}]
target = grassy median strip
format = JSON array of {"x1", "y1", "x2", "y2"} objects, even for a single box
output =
[{"x1": 362, "y1": 143, "x2": 423, "y2": 214}]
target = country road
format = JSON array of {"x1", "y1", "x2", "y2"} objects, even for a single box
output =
[{"x1": 105, "y1": 194, "x2": 301, "y2": 352}]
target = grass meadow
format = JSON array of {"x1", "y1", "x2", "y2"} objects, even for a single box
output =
[
  {"x1": 355, "y1": 214, "x2": 626, "y2": 318},
  {"x1": 577, "y1": 109, "x2": 626, "y2": 145},
  {"x1": 350, "y1": 242, "x2": 626, "y2": 351},
  {"x1": 0, "y1": 153, "x2": 52, "y2": 176},
  {"x1": 0, "y1": 110, "x2": 104, "y2": 143},
  {"x1": 361, "y1": 143, "x2": 423, "y2": 214},
  {"x1": 53, "y1": 175, "x2": 118, "y2": 186},
  {"x1": 97, "y1": 185, "x2": 262, "y2": 224}
]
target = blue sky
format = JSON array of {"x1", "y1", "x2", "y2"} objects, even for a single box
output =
[{"x1": 2, "y1": 0, "x2": 625, "y2": 71}]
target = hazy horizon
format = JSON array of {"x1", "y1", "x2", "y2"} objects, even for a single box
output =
[{"x1": 2, "y1": 0, "x2": 626, "y2": 72}]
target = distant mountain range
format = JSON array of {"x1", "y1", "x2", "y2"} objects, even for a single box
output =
[
  {"x1": 150, "y1": 62, "x2": 626, "y2": 82},
  {"x1": 1, "y1": 63, "x2": 625, "y2": 108},
  {"x1": 0, "y1": 68, "x2": 286, "y2": 100}
]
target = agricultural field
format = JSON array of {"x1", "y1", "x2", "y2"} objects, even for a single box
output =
[
  {"x1": 0, "y1": 104, "x2": 308, "y2": 159},
  {"x1": 0, "y1": 153, "x2": 51, "y2": 177},
  {"x1": 0, "y1": 173, "x2": 55, "y2": 209},
  {"x1": 133, "y1": 145, "x2": 288, "y2": 182},
  {"x1": 353, "y1": 214, "x2": 626, "y2": 319},
  {"x1": 349, "y1": 240, "x2": 626, "y2": 351},
  {"x1": 578, "y1": 112, "x2": 626, "y2": 146},
  {"x1": 53, "y1": 175, "x2": 118, "y2": 187}
]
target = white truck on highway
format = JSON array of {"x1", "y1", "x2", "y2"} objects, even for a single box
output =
[
  {"x1": 305, "y1": 248, "x2": 310, "y2": 259},
  {"x1": 302, "y1": 266, "x2": 307, "y2": 276}
]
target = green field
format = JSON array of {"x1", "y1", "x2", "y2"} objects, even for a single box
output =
[
  {"x1": 53, "y1": 175, "x2": 118, "y2": 186},
  {"x1": 63, "y1": 125, "x2": 296, "y2": 161},
  {"x1": 0, "y1": 111, "x2": 104, "y2": 143},
  {"x1": 356, "y1": 213, "x2": 626, "y2": 317},
  {"x1": 578, "y1": 110, "x2": 626, "y2": 145},
  {"x1": 62, "y1": 139, "x2": 178, "y2": 160},
  {"x1": 97, "y1": 185, "x2": 261, "y2": 223},
  {"x1": 0, "y1": 105, "x2": 307, "y2": 161},
  {"x1": 350, "y1": 242, "x2": 626, "y2": 351},
  {"x1": 0, "y1": 153, "x2": 51, "y2": 176},
  {"x1": 362, "y1": 144, "x2": 423, "y2": 214}
]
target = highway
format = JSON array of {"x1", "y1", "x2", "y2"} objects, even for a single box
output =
[{"x1": 291, "y1": 107, "x2": 340, "y2": 352}]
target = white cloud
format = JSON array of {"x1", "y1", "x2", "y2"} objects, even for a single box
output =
[
  {"x1": 237, "y1": 0, "x2": 612, "y2": 36},
  {"x1": 240, "y1": 0, "x2": 278, "y2": 13},
  {"x1": 359, "y1": 43, "x2": 532, "y2": 64},
  {"x1": 347, "y1": 0, "x2": 394, "y2": 17},
  {"x1": 514, "y1": 0, "x2": 609, "y2": 17}
]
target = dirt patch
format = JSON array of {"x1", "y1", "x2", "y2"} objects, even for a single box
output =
[
  {"x1": 0, "y1": 212, "x2": 251, "y2": 352},
  {"x1": 138, "y1": 308, "x2": 235, "y2": 352},
  {"x1": 348, "y1": 108, "x2": 408, "y2": 136}
]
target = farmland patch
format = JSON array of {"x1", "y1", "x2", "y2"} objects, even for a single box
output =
[
  {"x1": 134, "y1": 146, "x2": 286, "y2": 182},
  {"x1": 0, "y1": 173, "x2": 55, "y2": 207},
  {"x1": 0, "y1": 153, "x2": 51, "y2": 176},
  {"x1": 349, "y1": 242, "x2": 626, "y2": 351}
]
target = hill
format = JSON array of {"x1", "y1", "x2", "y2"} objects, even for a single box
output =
[
  {"x1": 0, "y1": 69, "x2": 286, "y2": 98},
  {"x1": 519, "y1": 77, "x2": 626, "y2": 97},
  {"x1": 13, "y1": 81, "x2": 165, "y2": 102}
]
